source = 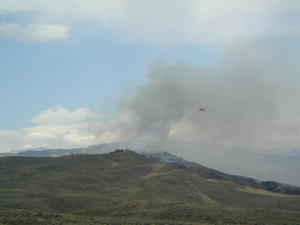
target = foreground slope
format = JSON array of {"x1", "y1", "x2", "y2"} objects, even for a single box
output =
[{"x1": 0, "y1": 150, "x2": 300, "y2": 225}]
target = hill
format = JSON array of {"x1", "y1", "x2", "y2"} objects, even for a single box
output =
[
  {"x1": 0, "y1": 150, "x2": 300, "y2": 225},
  {"x1": 7, "y1": 144, "x2": 300, "y2": 187},
  {"x1": 13, "y1": 145, "x2": 300, "y2": 195}
]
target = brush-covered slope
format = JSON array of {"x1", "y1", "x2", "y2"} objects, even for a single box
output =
[
  {"x1": 10, "y1": 145, "x2": 300, "y2": 195},
  {"x1": 1, "y1": 150, "x2": 300, "y2": 225}
]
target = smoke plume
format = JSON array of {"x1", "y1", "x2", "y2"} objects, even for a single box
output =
[{"x1": 121, "y1": 44, "x2": 277, "y2": 154}]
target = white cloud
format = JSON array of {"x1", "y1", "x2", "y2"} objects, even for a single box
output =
[
  {"x1": 30, "y1": 107, "x2": 97, "y2": 125},
  {"x1": 24, "y1": 125, "x2": 69, "y2": 140},
  {"x1": 0, "y1": 23, "x2": 69, "y2": 42},
  {"x1": 63, "y1": 130, "x2": 121, "y2": 145},
  {"x1": 0, "y1": 0, "x2": 35, "y2": 14},
  {"x1": 1, "y1": 0, "x2": 299, "y2": 43},
  {"x1": 21, "y1": 144, "x2": 34, "y2": 150},
  {"x1": 0, "y1": 107, "x2": 122, "y2": 152},
  {"x1": 0, "y1": 130, "x2": 19, "y2": 137}
]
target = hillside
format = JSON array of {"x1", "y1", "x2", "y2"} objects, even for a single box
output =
[
  {"x1": 11, "y1": 145, "x2": 300, "y2": 195},
  {"x1": 0, "y1": 150, "x2": 300, "y2": 225},
  {"x1": 10, "y1": 144, "x2": 300, "y2": 187}
]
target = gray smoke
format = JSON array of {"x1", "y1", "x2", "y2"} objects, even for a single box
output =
[
  {"x1": 116, "y1": 43, "x2": 300, "y2": 186},
  {"x1": 121, "y1": 44, "x2": 277, "y2": 153}
]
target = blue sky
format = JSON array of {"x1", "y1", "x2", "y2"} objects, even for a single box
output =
[
  {"x1": 1, "y1": 0, "x2": 300, "y2": 153},
  {"x1": 0, "y1": 23, "x2": 220, "y2": 130}
]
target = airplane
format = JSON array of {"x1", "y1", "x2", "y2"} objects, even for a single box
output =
[{"x1": 199, "y1": 106, "x2": 206, "y2": 112}]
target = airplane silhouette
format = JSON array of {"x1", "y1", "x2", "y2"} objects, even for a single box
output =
[{"x1": 199, "y1": 107, "x2": 206, "y2": 112}]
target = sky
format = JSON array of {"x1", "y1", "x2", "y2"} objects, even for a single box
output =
[{"x1": 1, "y1": 0, "x2": 300, "y2": 158}]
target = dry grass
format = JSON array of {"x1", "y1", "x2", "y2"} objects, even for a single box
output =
[
  {"x1": 237, "y1": 186, "x2": 300, "y2": 197},
  {"x1": 142, "y1": 163, "x2": 171, "y2": 179},
  {"x1": 206, "y1": 178, "x2": 228, "y2": 184}
]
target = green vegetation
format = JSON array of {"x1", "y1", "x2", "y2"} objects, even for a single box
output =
[{"x1": 0, "y1": 150, "x2": 300, "y2": 225}]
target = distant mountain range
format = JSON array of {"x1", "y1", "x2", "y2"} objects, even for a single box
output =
[{"x1": 13, "y1": 143, "x2": 121, "y2": 157}]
